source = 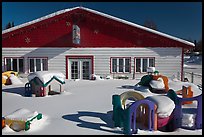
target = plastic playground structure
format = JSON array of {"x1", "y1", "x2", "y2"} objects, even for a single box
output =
[
  {"x1": 112, "y1": 70, "x2": 202, "y2": 134},
  {"x1": 112, "y1": 90, "x2": 202, "y2": 134},
  {"x1": 2, "y1": 108, "x2": 42, "y2": 132},
  {"x1": 2, "y1": 71, "x2": 18, "y2": 85}
]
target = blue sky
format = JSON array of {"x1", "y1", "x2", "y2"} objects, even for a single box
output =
[{"x1": 2, "y1": 2, "x2": 202, "y2": 42}]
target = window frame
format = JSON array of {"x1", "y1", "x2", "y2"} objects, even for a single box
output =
[
  {"x1": 134, "y1": 57, "x2": 155, "y2": 73},
  {"x1": 28, "y1": 57, "x2": 48, "y2": 73},
  {"x1": 4, "y1": 57, "x2": 25, "y2": 73},
  {"x1": 110, "y1": 57, "x2": 131, "y2": 73}
]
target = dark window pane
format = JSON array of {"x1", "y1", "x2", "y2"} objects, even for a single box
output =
[
  {"x1": 19, "y1": 59, "x2": 24, "y2": 73},
  {"x1": 6, "y1": 58, "x2": 11, "y2": 71},
  {"x1": 125, "y1": 58, "x2": 130, "y2": 72},
  {"x1": 119, "y1": 58, "x2": 123, "y2": 72},
  {"x1": 142, "y1": 58, "x2": 147, "y2": 72},
  {"x1": 42, "y1": 59, "x2": 47, "y2": 71},
  {"x1": 12, "y1": 59, "x2": 17, "y2": 72},
  {"x1": 149, "y1": 58, "x2": 154, "y2": 67},
  {"x1": 36, "y1": 59, "x2": 41, "y2": 71},
  {"x1": 136, "y1": 59, "x2": 141, "y2": 72},
  {"x1": 112, "y1": 58, "x2": 117, "y2": 72},
  {"x1": 30, "y1": 59, "x2": 34, "y2": 72}
]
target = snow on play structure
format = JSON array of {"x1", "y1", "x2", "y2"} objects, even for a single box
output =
[
  {"x1": 25, "y1": 71, "x2": 65, "y2": 97},
  {"x1": 112, "y1": 89, "x2": 202, "y2": 135},
  {"x1": 9, "y1": 74, "x2": 23, "y2": 85},
  {"x1": 137, "y1": 72, "x2": 170, "y2": 94},
  {"x1": 2, "y1": 71, "x2": 22, "y2": 85},
  {"x1": 2, "y1": 108, "x2": 42, "y2": 132}
]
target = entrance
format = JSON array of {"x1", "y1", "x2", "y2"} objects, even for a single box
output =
[{"x1": 69, "y1": 59, "x2": 91, "y2": 80}]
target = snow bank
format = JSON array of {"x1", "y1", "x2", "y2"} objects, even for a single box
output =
[
  {"x1": 106, "y1": 75, "x2": 113, "y2": 80},
  {"x1": 89, "y1": 74, "x2": 103, "y2": 80},
  {"x1": 146, "y1": 95, "x2": 175, "y2": 118},
  {"x1": 182, "y1": 113, "x2": 196, "y2": 128},
  {"x1": 27, "y1": 71, "x2": 65, "y2": 84},
  {"x1": 9, "y1": 74, "x2": 23, "y2": 85},
  {"x1": 168, "y1": 79, "x2": 202, "y2": 97},
  {"x1": 185, "y1": 55, "x2": 202, "y2": 65}
]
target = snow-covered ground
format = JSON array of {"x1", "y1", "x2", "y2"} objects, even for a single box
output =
[
  {"x1": 2, "y1": 77, "x2": 202, "y2": 135},
  {"x1": 2, "y1": 54, "x2": 202, "y2": 135},
  {"x1": 184, "y1": 54, "x2": 202, "y2": 87}
]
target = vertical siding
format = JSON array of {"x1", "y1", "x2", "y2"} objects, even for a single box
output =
[{"x1": 2, "y1": 47, "x2": 182, "y2": 80}]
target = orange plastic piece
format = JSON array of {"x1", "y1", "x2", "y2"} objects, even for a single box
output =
[
  {"x1": 182, "y1": 86, "x2": 193, "y2": 105},
  {"x1": 154, "y1": 105, "x2": 158, "y2": 130},
  {"x1": 2, "y1": 118, "x2": 5, "y2": 129},
  {"x1": 152, "y1": 75, "x2": 169, "y2": 92}
]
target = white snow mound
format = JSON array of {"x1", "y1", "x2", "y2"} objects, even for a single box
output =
[
  {"x1": 146, "y1": 95, "x2": 175, "y2": 118},
  {"x1": 9, "y1": 74, "x2": 23, "y2": 85}
]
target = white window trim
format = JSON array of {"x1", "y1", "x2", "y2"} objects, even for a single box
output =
[
  {"x1": 111, "y1": 57, "x2": 131, "y2": 73},
  {"x1": 4, "y1": 57, "x2": 24, "y2": 72},
  {"x1": 28, "y1": 57, "x2": 48, "y2": 73},
  {"x1": 135, "y1": 57, "x2": 155, "y2": 73}
]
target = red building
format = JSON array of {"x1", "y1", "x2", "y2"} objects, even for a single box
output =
[{"x1": 2, "y1": 7, "x2": 194, "y2": 80}]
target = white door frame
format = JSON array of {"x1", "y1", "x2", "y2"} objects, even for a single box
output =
[{"x1": 68, "y1": 59, "x2": 92, "y2": 80}]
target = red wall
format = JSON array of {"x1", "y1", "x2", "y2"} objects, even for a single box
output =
[{"x1": 2, "y1": 8, "x2": 191, "y2": 49}]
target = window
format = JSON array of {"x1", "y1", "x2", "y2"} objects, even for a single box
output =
[
  {"x1": 112, "y1": 58, "x2": 117, "y2": 73},
  {"x1": 135, "y1": 58, "x2": 141, "y2": 72},
  {"x1": 125, "y1": 58, "x2": 130, "y2": 72},
  {"x1": 135, "y1": 57, "x2": 155, "y2": 73},
  {"x1": 119, "y1": 58, "x2": 124, "y2": 72},
  {"x1": 4, "y1": 57, "x2": 24, "y2": 73},
  {"x1": 111, "y1": 57, "x2": 130, "y2": 73},
  {"x1": 142, "y1": 58, "x2": 148, "y2": 72},
  {"x1": 28, "y1": 58, "x2": 48, "y2": 72}
]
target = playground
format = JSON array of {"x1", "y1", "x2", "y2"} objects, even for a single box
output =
[{"x1": 2, "y1": 73, "x2": 202, "y2": 135}]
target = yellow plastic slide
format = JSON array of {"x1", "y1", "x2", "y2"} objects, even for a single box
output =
[
  {"x1": 2, "y1": 71, "x2": 18, "y2": 85},
  {"x1": 120, "y1": 91, "x2": 145, "y2": 109}
]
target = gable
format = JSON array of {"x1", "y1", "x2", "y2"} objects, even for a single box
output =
[{"x1": 2, "y1": 7, "x2": 194, "y2": 49}]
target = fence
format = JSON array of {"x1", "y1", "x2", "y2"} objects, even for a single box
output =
[{"x1": 182, "y1": 71, "x2": 202, "y2": 89}]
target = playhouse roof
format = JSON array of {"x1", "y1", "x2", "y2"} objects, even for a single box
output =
[{"x1": 28, "y1": 71, "x2": 65, "y2": 86}]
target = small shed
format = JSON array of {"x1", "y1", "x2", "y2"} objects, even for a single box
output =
[{"x1": 27, "y1": 71, "x2": 65, "y2": 97}]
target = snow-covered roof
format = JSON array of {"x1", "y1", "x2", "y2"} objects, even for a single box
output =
[
  {"x1": 2, "y1": 7, "x2": 79, "y2": 34},
  {"x1": 28, "y1": 71, "x2": 65, "y2": 85},
  {"x1": 4, "y1": 108, "x2": 38, "y2": 121},
  {"x1": 2, "y1": 6, "x2": 194, "y2": 47}
]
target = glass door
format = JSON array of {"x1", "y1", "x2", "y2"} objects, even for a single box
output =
[
  {"x1": 71, "y1": 61, "x2": 80, "y2": 80},
  {"x1": 69, "y1": 59, "x2": 91, "y2": 80},
  {"x1": 82, "y1": 61, "x2": 90, "y2": 80}
]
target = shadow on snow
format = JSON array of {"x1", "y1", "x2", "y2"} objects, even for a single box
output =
[{"x1": 62, "y1": 111, "x2": 123, "y2": 134}]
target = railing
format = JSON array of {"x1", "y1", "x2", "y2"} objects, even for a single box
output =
[{"x1": 181, "y1": 71, "x2": 202, "y2": 89}]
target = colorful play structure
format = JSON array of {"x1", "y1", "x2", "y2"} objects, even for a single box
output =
[
  {"x1": 137, "y1": 73, "x2": 169, "y2": 94},
  {"x1": 112, "y1": 89, "x2": 202, "y2": 134},
  {"x1": 2, "y1": 108, "x2": 42, "y2": 132},
  {"x1": 2, "y1": 71, "x2": 18, "y2": 85},
  {"x1": 25, "y1": 71, "x2": 65, "y2": 97}
]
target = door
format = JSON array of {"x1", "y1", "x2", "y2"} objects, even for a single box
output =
[{"x1": 69, "y1": 59, "x2": 91, "y2": 80}]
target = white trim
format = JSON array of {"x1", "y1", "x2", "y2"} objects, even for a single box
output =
[
  {"x1": 2, "y1": 6, "x2": 194, "y2": 47},
  {"x1": 135, "y1": 57, "x2": 155, "y2": 73},
  {"x1": 11, "y1": 58, "x2": 13, "y2": 70},
  {"x1": 111, "y1": 57, "x2": 130, "y2": 73}
]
